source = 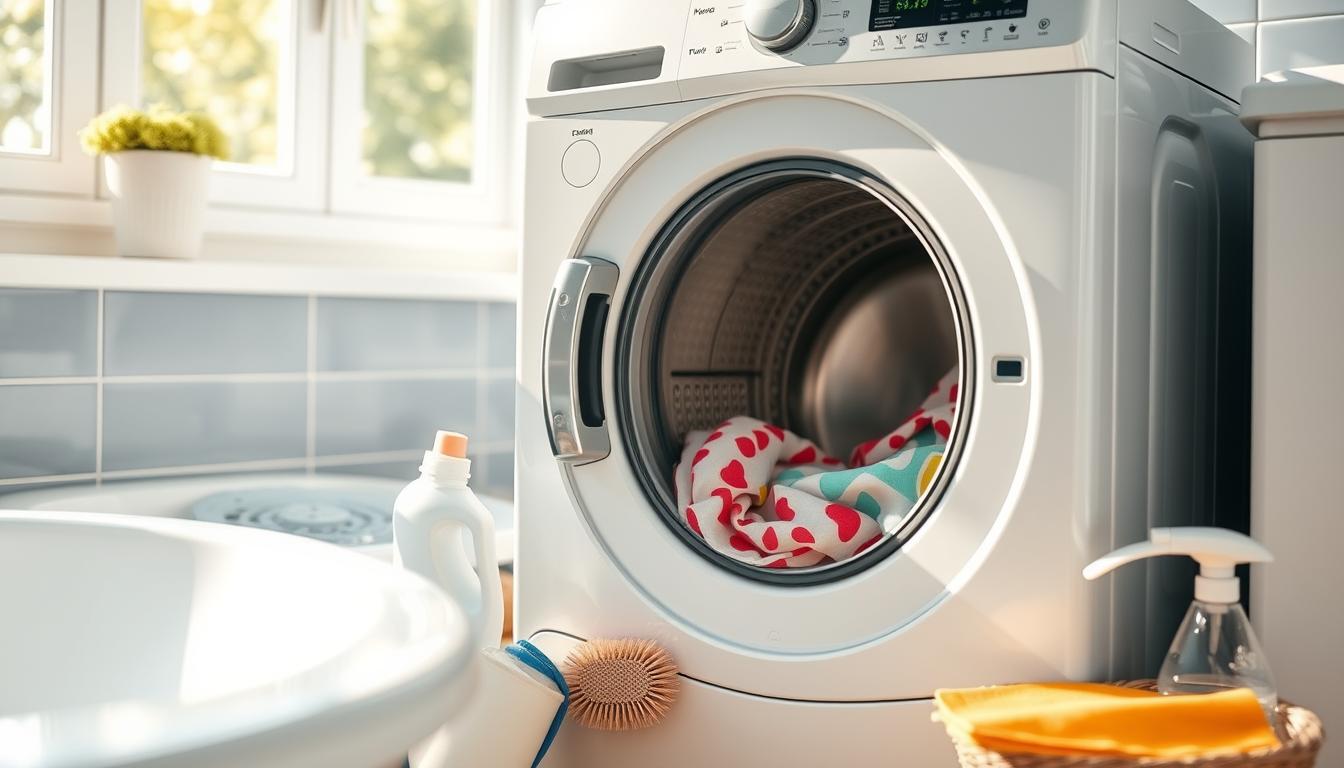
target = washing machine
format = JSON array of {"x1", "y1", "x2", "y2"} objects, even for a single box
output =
[{"x1": 517, "y1": 1, "x2": 1254, "y2": 764}]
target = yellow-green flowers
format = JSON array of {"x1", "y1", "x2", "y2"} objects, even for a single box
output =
[{"x1": 79, "y1": 106, "x2": 230, "y2": 160}]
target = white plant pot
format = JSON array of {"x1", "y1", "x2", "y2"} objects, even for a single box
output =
[{"x1": 104, "y1": 150, "x2": 212, "y2": 259}]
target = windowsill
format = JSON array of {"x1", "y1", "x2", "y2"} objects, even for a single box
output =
[
  {"x1": 0, "y1": 192, "x2": 520, "y2": 278},
  {"x1": 0, "y1": 252, "x2": 518, "y2": 301}
]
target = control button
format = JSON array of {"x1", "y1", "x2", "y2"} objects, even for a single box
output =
[
  {"x1": 1038, "y1": 17, "x2": 1051, "y2": 30},
  {"x1": 562, "y1": 140, "x2": 600, "y2": 188},
  {"x1": 743, "y1": 0, "x2": 816, "y2": 53}
]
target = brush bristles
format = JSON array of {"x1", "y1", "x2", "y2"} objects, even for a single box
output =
[{"x1": 562, "y1": 638, "x2": 680, "y2": 731}]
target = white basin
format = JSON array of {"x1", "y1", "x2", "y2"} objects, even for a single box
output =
[{"x1": 0, "y1": 511, "x2": 472, "y2": 768}]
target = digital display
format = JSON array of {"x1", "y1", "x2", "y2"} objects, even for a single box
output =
[{"x1": 869, "y1": 0, "x2": 1029, "y2": 31}]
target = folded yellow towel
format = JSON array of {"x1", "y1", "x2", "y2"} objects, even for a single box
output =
[{"x1": 935, "y1": 683, "x2": 1279, "y2": 759}]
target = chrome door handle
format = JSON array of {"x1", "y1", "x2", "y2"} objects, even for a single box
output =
[{"x1": 543, "y1": 257, "x2": 619, "y2": 464}]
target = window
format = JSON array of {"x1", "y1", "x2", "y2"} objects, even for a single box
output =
[
  {"x1": 0, "y1": 0, "x2": 52, "y2": 154},
  {"x1": 1, "y1": 0, "x2": 522, "y2": 237},
  {"x1": 104, "y1": 0, "x2": 329, "y2": 209},
  {"x1": 139, "y1": 0, "x2": 292, "y2": 171},
  {"x1": 0, "y1": 0, "x2": 98, "y2": 195},
  {"x1": 329, "y1": 0, "x2": 511, "y2": 222},
  {"x1": 362, "y1": 0, "x2": 475, "y2": 183}
]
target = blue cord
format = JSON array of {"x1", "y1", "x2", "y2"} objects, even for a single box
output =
[{"x1": 504, "y1": 639, "x2": 569, "y2": 768}]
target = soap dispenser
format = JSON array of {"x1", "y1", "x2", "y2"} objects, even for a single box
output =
[{"x1": 1084, "y1": 527, "x2": 1279, "y2": 729}]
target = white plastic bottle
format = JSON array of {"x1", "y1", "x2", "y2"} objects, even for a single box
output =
[
  {"x1": 396, "y1": 432, "x2": 563, "y2": 768},
  {"x1": 1085, "y1": 527, "x2": 1280, "y2": 734},
  {"x1": 393, "y1": 430, "x2": 503, "y2": 652}
]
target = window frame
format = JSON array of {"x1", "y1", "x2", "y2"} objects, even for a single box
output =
[
  {"x1": 327, "y1": 0, "x2": 513, "y2": 224},
  {"x1": 0, "y1": 0, "x2": 532, "y2": 259},
  {"x1": 101, "y1": 0, "x2": 331, "y2": 212},
  {"x1": 0, "y1": 0, "x2": 99, "y2": 196}
]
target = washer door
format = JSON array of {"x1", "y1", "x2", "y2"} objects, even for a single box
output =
[{"x1": 544, "y1": 93, "x2": 1034, "y2": 654}]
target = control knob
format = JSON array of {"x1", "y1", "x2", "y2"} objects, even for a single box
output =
[{"x1": 743, "y1": 0, "x2": 816, "y2": 53}]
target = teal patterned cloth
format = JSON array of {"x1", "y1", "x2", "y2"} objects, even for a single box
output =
[{"x1": 673, "y1": 369, "x2": 960, "y2": 568}]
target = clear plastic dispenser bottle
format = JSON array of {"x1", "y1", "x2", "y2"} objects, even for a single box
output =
[{"x1": 1084, "y1": 527, "x2": 1280, "y2": 733}]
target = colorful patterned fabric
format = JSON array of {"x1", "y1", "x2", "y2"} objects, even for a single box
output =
[{"x1": 673, "y1": 369, "x2": 959, "y2": 568}]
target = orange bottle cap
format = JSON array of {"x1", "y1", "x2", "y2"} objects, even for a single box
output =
[{"x1": 434, "y1": 430, "x2": 469, "y2": 458}]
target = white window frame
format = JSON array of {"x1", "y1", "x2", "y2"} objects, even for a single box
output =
[
  {"x1": 327, "y1": 0, "x2": 513, "y2": 224},
  {"x1": 0, "y1": 0, "x2": 99, "y2": 196},
  {"x1": 102, "y1": 0, "x2": 331, "y2": 212}
]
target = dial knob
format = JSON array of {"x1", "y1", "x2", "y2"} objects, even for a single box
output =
[{"x1": 743, "y1": 0, "x2": 816, "y2": 53}]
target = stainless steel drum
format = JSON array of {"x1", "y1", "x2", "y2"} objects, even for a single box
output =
[{"x1": 614, "y1": 160, "x2": 973, "y2": 582}]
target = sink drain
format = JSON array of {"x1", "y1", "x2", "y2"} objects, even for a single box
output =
[{"x1": 192, "y1": 488, "x2": 394, "y2": 547}]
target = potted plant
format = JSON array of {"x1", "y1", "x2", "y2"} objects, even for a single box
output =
[{"x1": 80, "y1": 106, "x2": 229, "y2": 259}]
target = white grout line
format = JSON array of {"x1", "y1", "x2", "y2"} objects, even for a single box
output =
[
  {"x1": 0, "y1": 473, "x2": 99, "y2": 489},
  {"x1": 313, "y1": 450, "x2": 425, "y2": 468},
  {"x1": 312, "y1": 368, "x2": 491, "y2": 382},
  {"x1": 305, "y1": 295, "x2": 318, "y2": 475},
  {"x1": 98, "y1": 458, "x2": 311, "y2": 481},
  {"x1": 94, "y1": 289, "x2": 104, "y2": 486},
  {"x1": 0, "y1": 369, "x2": 505, "y2": 386},
  {"x1": 0, "y1": 377, "x2": 101, "y2": 386},
  {"x1": 0, "y1": 443, "x2": 518, "y2": 489}
]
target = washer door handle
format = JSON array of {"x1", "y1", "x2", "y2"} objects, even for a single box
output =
[{"x1": 544, "y1": 257, "x2": 618, "y2": 464}]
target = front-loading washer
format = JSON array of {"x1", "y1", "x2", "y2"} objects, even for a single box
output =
[{"x1": 518, "y1": 1, "x2": 1255, "y2": 764}]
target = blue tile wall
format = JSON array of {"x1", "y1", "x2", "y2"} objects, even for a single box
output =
[
  {"x1": 105, "y1": 292, "x2": 308, "y2": 375},
  {"x1": 0, "y1": 288, "x2": 517, "y2": 499},
  {"x1": 317, "y1": 297, "x2": 477, "y2": 372},
  {"x1": 0, "y1": 384, "x2": 96, "y2": 479},
  {"x1": 485, "y1": 301, "x2": 516, "y2": 370},
  {"x1": 481, "y1": 377, "x2": 517, "y2": 444},
  {"x1": 102, "y1": 382, "x2": 308, "y2": 471},
  {"x1": 0, "y1": 289, "x2": 97, "y2": 378},
  {"x1": 315, "y1": 378, "x2": 477, "y2": 456}
]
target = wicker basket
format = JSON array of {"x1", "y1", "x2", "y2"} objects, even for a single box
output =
[{"x1": 945, "y1": 682, "x2": 1325, "y2": 768}]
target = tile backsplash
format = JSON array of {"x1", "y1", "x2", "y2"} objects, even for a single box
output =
[
  {"x1": 1190, "y1": 0, "x2": 1344, "y2": 76},
  {"x1": 0, "y1": 287, "x2": 517, "y2": 499}
]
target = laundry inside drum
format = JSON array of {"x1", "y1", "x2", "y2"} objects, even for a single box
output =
[{"x1": 618, "y1": 162, "x2": 970, "y2": 580}]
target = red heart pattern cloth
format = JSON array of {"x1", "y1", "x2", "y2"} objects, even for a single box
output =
[{"x1": 672, "y1": 369, "x2": 960, "y2": 568}]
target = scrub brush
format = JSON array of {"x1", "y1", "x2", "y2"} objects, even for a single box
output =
[{"x1": 562, "y1": 638, "x2": 679, "y2": 731}]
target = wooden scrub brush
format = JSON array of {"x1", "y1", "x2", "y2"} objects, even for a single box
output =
[{"x1": 561, "y1": 637, "x2": 680, "y2": 731}]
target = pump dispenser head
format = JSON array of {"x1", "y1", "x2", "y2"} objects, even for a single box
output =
[
  {"x1": 1086, "y1": 528, "x2": 1280, "y2": 730},
  {"x1": 1084, "y1": 527, "x2": 1273, "y2": 604}
]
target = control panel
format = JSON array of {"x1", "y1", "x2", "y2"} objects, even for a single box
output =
[{"x1": 680, "y1": 0, "x2": 1087, "y2": 81}]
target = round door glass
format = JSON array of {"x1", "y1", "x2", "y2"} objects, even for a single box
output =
[{"x1": 615, "y1": 160, "x2": 974, "y2": 585}]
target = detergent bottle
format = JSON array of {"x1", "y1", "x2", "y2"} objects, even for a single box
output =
[
  {"x1": 1084, "y1": 527, "x2": 1280, "y2": 733},
  {"x1": 394, "y1": 431, "x2": 566, "y2": 768},
  {"x1": 393, "y1": 430, "x2": 503, "y2": 651}
]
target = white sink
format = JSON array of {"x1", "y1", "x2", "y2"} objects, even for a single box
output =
[{"x1": 0, "y1": 511, "x2": 473, "y2": 768}]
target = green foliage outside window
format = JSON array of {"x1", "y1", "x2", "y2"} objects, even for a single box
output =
[
  {"x1": 142, "y1": 0, "x2": 283, "y2": 167},
  {"x1": 364, "y1": 0, "x2": 476, "y2": 182},
  {"x1": 2, "y1": 0, "x2": 478, "y2": 181},
  {"x1": 0, "y1": 0, "x2": 49, "y2": 152}
]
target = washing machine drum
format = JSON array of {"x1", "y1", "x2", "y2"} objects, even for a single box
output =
[{"x1": 615, "y1": 161, "x2": 972, "y2": 582}]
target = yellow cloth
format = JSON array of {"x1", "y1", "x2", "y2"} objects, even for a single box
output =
[{"x1": 935, "y1": 683, "x2": 1279, "y2": 759}]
